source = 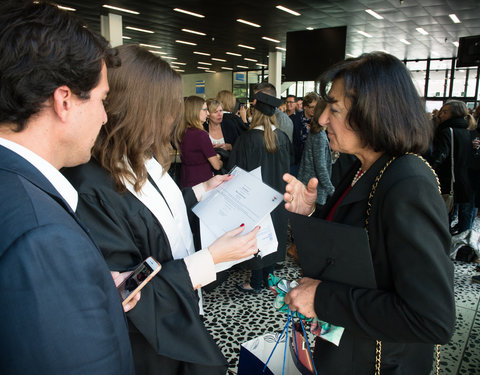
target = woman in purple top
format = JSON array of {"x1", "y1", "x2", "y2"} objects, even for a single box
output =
[{"x1": 177, "y1": 96, "x2": 223, "y2": 187}]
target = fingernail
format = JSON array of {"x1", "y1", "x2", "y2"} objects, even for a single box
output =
[
  {"x1": 257, "y1": 226, "x2": 261, "y2": 229},
  {"x1": 240, "y1": 223, "x2": 245, "y2": 227},
  {"x1": 228, "y1": 174, "x2": 232, "y2": 177}
]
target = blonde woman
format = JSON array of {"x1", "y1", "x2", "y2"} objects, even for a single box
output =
[
  {"x1": 177, "y1": 96, "x2": 222, "y2": 187},
  {"x1": 228, "y1": 92, "x2": 292, "y2": 292}
]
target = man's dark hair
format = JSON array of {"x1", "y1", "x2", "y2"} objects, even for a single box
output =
[
  {"x1": 286, "y1": 94, "x2": 297, "y2": 101},
  {"x1": 0, "y1": 1, "x2": 119, "y2": 131},
  {"x1": 320, "y1": 52, "x2": 432, "y2": 155},
  {"x1": 255, "y1": 82, "x2": 277, "y2": 97}
]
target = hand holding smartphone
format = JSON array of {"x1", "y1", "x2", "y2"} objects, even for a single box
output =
[{"x1": 116, "y1": 256, "x2": 161, "y2": 307}]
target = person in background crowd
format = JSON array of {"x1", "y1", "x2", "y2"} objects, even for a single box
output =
[
  {"x1": 0, "y1": 2, "x2": 137, "y2": 373},
  {"x1": 286, "y1": 94, "x2": 297, "y2": 117},
  {"x1": 229, "y1": 92, "x2": 292, "y2": 293},
  {"x1": 428, "y1": 100, "x2": 476, "y2": 233},
  {"x1": 296, "y1": 98, "x2": 303, "y2": 112},
  {"x1": 283, "y1": 52, "x2": 454, "y2": 375},
  {"x1": 291, "y1": 92, "x2": 319, "y2": 176},
  {"x1": 217, "y1": 90, "x2": 249, "y2": 132},
  {"x1": 63, "y1": 45, "x2": 260, "y2": 375},
  {"x1": 298, "y1": 99, "x2": 335, "y2": 205},
  {"x1": 255, "y1": 82, "x2": 293, "y2": 142},
  {"x1": 178, "y1": 96, "x2": 223, "y2": 187}
]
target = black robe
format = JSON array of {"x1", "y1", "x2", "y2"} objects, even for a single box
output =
[
  {"x1": 227, "y1": 128, "x2": 292, "y2": 269},
  {"x1": 63, "y1": 160, "x2": 227, "y2": 375}
]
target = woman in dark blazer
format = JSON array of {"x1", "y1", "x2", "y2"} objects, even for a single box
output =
[{"x1": 283, "y1": 52, "x2": 455, "y2": 375}]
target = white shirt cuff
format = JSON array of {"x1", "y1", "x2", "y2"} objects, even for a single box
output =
[
  {"x1": 184, "y1": 249, "x2": 216, "y2": 289},
  {"x1": 192, "y1": 183, "x2": 206, "y2": 201}
]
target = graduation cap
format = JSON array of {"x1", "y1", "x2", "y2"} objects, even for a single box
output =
[{"x1": 254, "y1": 92, "x2": 282, "y2": 116}]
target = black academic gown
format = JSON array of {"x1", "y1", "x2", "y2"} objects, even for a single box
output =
[
  {"x1": 63, "y1": 160, "x2": 227, "y2": 375},
  {"x1": 306, "y1": 154, "x2": 455, "y2": 374},
  {"x1": 227, "y1": 128, "x2": 292, "y2": 269}
]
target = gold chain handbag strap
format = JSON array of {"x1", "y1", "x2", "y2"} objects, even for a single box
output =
[{"x1": 367, "y1": 153, "x2": 441, "y2": 375}]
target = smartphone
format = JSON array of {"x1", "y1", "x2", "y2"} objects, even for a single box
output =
[{"x1": 117, "y1": 256, "x2": 161, "y2": 306}]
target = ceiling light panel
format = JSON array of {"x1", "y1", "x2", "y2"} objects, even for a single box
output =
[
  {"x1": 236, "y1": 19, "x2": 261, "y2": 28},
  {"x1": 140, "y1": 43, "x2": 162, "y2": 49},
  {"x1": 238, "y1": 44, "x2": 255, "y2": 50},
  {"x1": 193, "y1": 51, "x2": 211, "y2": 56},
  {"x1": 212, "y1": 58, "x2": 227, "y2": 62},
  {"x1": 57, "y1": 5, "x2": 76, "y2": 11},
  {"x1": 262, "y1": 36, "x2": 280, "y2": 43},
  {"x1": 416, "y1": 27, "x2": 429, "y2": 35},
  {"x1": 276, "y1": 5, "x2": 300, "y2": 16},
  {"x1": 198, "y1": 62, "x2": 212, "y2": 65},
  {"x1": 356, "y1": 30, "x2": 372, "y2": 38},
  {"x1": 176, "y1": 40, "x2": 197, "y2": 45},
  {"x1": 221, "y1": 67, "x2": 233, "y2": 70},
  {"x1": 182, "y1": 28, "x2": 206, "y2": 36},
  {"x1": 226, "y1": 52, "x2": 242, "y2": 56},
  {"x1": 126, "y1": 26, "x2": 154, "y2": 34},
  {"x1": 102, "y1": 5, "x2": 139, "y2": 14},
  {"x1": 365, "y1": 9, "x2": 383, "y2": 20},
  {"x1": 174, "y1": 8, "x2": 205, "y2": 18},
  {"x1": 449, "y1": 14, "x2": 461, "y2": 23}
]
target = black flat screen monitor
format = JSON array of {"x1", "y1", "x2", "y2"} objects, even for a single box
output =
[
  {"x1": 285, "y1": 26, "x2": 347, "y2": 82},
  {"x1": 456, "y1": 35, "x2": 480, "y2": 67}
]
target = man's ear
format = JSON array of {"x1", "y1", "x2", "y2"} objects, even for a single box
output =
[{"x1": 52, "y1": 86, "x2": 73, "y2": 122}]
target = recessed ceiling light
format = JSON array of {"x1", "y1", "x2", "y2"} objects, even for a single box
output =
[
  {"x1": 452, "y1": 41, "x2": 459, "y2": 47},
  {"x1": 226, "y1": 52, "x2": 242, "y2": 56},
  {"x1": 276, "y1": 5, "x2": 301, "y2": 16},
  {"x1": 276, "y1": 47, "x2": 286, "y2": 51},
  {"x1": 416, "y1": 27, "x2": 429, "y2": 35},
  {"x1": 176, "y1": 40, "x2": 197, "y2": 46},
  {"x1": 306, "y1": 27, "x2": 314, "y2": 30},
  {"x1": 163, "y1": 56, "x2": 177, "y2": 60},
  {"x1": 244, "y1": 58, "x2": 257, "y2": 62},
  {"x1": 140, "y1": 43, "x2": 162, "y2": 49},
  {"x1": 262, "y1": 36, "x2": 280, "y2": 43},
  {"x1": 126, "y1": 26, "x2": 154, "y2": 34},
  {"x1": 57, "y1": 5, "x2": 76, "y2": 11},
  {"x1": 182, "y1": 28, "x2": 206, "y2": 36},
  {"x1": 236, "y1": 19, "x2": 261, "y2": 28},
  {"x1": 197, "y1": 66, "x2": 209, "y2": 70},
  {"x1": 148, "y1": 50, "x2": 167, "y2": 55},
  {"x1": 205, "y1": 70, "x2": 217, "y2": 73},
  {"x1": 238, "y1": 44, "x2": 255, "y2": 50},
  {"x1": 237, "y1": 65, "x2": 249, "y2": 69},
  {"x1": 212, "y1": 58, "x2": 227, "y2": 62},
  {"x1": 174, "y1": 8, "x2": 205, "y2": 18},
  {"x1": 221, "y1": 67, "x2": 233, "y2": 70},
  {"x1": 174, "y1": 69, "x2": 184, "y2": 72},
  {"x1": 399, "y1": 38, "x2": 411, "y2": 45},
  {"x1": 122, "y1": 36, "x2": 131, "y2": 40},
  {"x1": 356, "y1": 30, "x2": 372, "y2": 38},
  {"x1": 198, "y1": 62, "x2": 212, "y2": 65},
  {"x1": 102, "y1": 5, "x2": 139, "y2": 15},
  {"x1": 256, "y1": 63, "x2": 268, "y2": 67},
  {"x1": 449, "y1": 14, "x2": 461, "y2": 23},
  {"x1": 194, "y1": 51, "x2": 211, "y2": 56},
  {"x1": 365, "y1": 9, "x2": 383, "y2": 20},
  {"x1": 170, "y1": 62, "x2": 186, "y2": 65}
]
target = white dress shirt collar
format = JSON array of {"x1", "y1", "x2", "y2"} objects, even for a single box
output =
[{"x1": 0, "y1": 137, "x2": 78, "y2": 211}]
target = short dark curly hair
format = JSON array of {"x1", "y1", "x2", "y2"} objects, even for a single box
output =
[
  {"x1": 319, "y1": 52, "x2": 432, "y2": 156},
  {"x1": 0, "y1": 1, "x2": 119, "y2": 131}
]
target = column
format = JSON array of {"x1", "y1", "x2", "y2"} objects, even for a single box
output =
[
  {"x1": 268, "y1": 51, "x2": 282, "y2": 97},
  {"x1": 100, "y1": 13, "x2": 123, "y2": 47}
]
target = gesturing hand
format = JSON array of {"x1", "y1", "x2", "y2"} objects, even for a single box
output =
[{"x1": 283, "y1": 173, "x2": 318, "y2": 216}]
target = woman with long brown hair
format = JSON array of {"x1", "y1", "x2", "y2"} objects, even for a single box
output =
[
  {"x1": 176, "y1": 96, "x2": 223, "y2": 187},
  {"x1": 63, "y1": 44, "x2": 259, "y2": 375},
  {"x1": 228, "y1": 91, "x2": 292, "y2": 292}
]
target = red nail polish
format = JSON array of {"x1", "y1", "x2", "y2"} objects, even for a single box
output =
[{"x1": 240, "y1": 223, "x2": 245, "y2": 227}]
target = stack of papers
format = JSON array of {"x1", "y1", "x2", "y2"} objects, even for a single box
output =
[{"x1": 192, "y1": 167, "x2": 283, "y2": 272}]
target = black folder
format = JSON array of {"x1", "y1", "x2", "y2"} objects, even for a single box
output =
[{"x1": 290, "y1": 212, "x2": 377, "y2": 289}]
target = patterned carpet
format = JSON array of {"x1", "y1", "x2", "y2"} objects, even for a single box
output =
[{"x1": 202, "y1": 255, "x2": 480, "y2": 375}]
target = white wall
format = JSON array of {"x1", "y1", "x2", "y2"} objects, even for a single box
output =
[{"x1": 181, "y1": 71, "x2": 232, "y2": 99}]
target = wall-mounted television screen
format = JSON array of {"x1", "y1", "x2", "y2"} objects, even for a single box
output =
[{"x1": 285, "y1": 26, "x2": 347, "y2": 82}]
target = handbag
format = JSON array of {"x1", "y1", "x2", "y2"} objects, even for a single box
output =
[
  {"x1": 441, "y1": 128, "x2": 455, "y2": 213},
  {"x1": 366, "y1": 154, "x2": 441, "y2": 375},
  {"x1": 237, "y1": 309, "x2": 317, "y2": 375}
]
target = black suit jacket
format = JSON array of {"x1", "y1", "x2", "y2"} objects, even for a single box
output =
[
  {"x1": 0, "y1": 146, "x2": 134, "y2": 374},
  {"x1": 308, "y1": 154, "x2": 455, "y2": 374}
]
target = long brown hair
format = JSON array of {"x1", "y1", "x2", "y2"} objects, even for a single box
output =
[
  {"x1": 250, "y1": 110, "x2": 278, "y2": 153},
  {"x1": 175, "y1": 96, "x2": 206, "y2": 144},
  {"x1": 92, "y1": 44, "x2": 183, "y2": 192}
]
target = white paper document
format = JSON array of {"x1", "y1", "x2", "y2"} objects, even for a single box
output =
[{"x1": 193, "y1": 167, "x2": 282, "y2": 272}]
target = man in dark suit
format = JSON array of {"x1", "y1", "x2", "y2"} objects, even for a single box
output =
[{"x1": 0, "y1": 2, "x2": 136, "y2": 374}]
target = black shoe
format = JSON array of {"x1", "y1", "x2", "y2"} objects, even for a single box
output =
[
  {"x1": 475, "y1": 265, "x2": 480, "y2": 272},
  {"x1": 472, "y1": 275, "x2": 480, "y2": 284},
  {"x1": 236, "y1": 282, "x2": 261, "y2": 294}
]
